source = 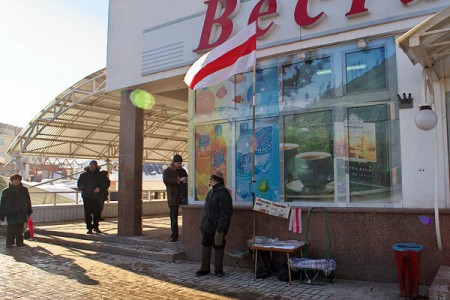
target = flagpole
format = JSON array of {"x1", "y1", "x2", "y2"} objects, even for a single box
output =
[{"x1": 251, "y1": 61, "x2": 257, "y2": 244}]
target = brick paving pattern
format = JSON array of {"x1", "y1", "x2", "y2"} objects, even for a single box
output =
[{"x1": 0, "y1": 217, "x2": 427, "y2": 299}]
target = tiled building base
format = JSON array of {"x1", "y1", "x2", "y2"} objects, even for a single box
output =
[{"x1": 430, "y1": 266, "x2": 450, "y2": 300}]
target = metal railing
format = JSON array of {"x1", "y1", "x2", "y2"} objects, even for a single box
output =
[{"x1": 28, "y1": 189, "x2": 167, "y2": 206}]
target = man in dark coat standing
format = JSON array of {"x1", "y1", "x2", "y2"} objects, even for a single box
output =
[
  {"x1": 163, "y1": 154, "x2": 188, "y2": 242},
  {"x1": 77, "y1": 160, "x2": 110, "y2": 234},
  {"x1": 0, "y1": 173, "x2": 33, "y2": 248},
  {"x1": 196, "y1": 172, "x2": 233, "y2": 277}
]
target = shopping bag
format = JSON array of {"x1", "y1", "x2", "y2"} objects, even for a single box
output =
[{"x1": 27, "y1": 217, "x2": 34, "y2": 239}]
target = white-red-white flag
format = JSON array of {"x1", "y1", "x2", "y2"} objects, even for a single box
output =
[
  {"x1": 184, "y1": 22, "x2": 257, "y2": 90},
  {"x1": 289, "y1": 207, "x2": 302, "y2": 233}
]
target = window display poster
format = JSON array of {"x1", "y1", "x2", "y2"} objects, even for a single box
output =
[
  {"x1": 236, "y1": 117, "x2": 280, "y2": 202},
  {"x1": 347, "y1": 105, "x2": 390, "y2": 188},
  {"x1": 195, "y1": 124, "x2": 214, "y2": 201},
  {"x1": 348, "y1": 118, "x2": 377, "y2": 162},
  {"x1": 194, "y1": 79, "x2": 235, "y2": 121},
  {"x1": 283, "y1": 110, "x2": 333, "y2": 201},
  {"x1": 194, "y1": 122, "x2": 232, "y2": 201},
  {"x1": 234, "y1": 68, "x2": 279, "y2": 118}
]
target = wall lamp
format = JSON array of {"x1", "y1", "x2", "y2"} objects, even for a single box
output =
[
  {"x1": 416, "y1": 104, "x2": 438, "y2": 131},
  {"x1": 415, "y1": 68, "x2": 437, "y2": 131}
]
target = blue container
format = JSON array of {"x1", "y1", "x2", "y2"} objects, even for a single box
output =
[{"x1": 392, "y1": 243, "x2": 424, "y2": 252}]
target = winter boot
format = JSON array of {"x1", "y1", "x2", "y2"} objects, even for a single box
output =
[
  {"x1": 196, "y1": 246, "x2": 211, "y2": 276},
  {"x1": 214, "y1": 247, "x2": 225, "y2": 277}
]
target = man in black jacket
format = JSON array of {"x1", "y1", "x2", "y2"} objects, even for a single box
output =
[
  {"x1": 196, "y1": 172, "x2": 233, "y2": 277},
  {"x1": 77, "y1": 161, "x2": 110, "y2": 234},
  {"x1": 163, "y1": 154, "x2": 188, "y2": 242},
  {"x1": 0, "y1": 173, "x2": 33, "y2": 248}
]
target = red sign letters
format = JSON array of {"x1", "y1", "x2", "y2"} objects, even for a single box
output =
[{"x1": 194, "y1": 0, "x2": 427, "y2": 53}]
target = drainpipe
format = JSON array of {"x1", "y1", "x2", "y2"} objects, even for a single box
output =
[
  {"x1": 415, "y1": 68, "x2": 442, "y2": 250},
  {"x1": 434, "y1": 127, "x2": 442, "y2": 250}
]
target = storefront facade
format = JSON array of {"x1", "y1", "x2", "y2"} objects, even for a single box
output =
[{"x1": 107, "y1": 0, "x2": 450, "y2": 284}]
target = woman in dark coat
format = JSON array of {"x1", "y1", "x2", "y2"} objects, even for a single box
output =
[
  {"x1": 0, "y1": 173, "x2": 33, "y2": 247},
  {"x1": 196, "y1": 172, "x2": 233, "y2": 277}
]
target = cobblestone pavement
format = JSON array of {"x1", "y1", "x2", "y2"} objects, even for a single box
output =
[
  {"x1": 0, "y1": 217, "x2": 428, "y2": 299},
  {"x1": 0, "y1": 236, "x2": 423, "y2": 300}
]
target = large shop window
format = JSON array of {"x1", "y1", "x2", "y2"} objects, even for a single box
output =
[
  {"x1": 190, "y1": 37, "x2": 401, "y2": 207},
  {"x1": 281, "y1": 38, "x2": 401, "y2": 206}
]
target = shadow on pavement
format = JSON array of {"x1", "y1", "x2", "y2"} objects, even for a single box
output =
[{"x1": 4, "y1": 243, "x2": 99, "y2": 285}]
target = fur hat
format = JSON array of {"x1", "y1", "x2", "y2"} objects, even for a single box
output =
[
  {"x1": 210, "y1": 172, "x2": 224, "y2": 184},
  {"x1": 173, "y1": 154, "x2": 183, "y2": 163},
  {"x1": 10, "y1": 173, "x2": 22, "y2": 181}
]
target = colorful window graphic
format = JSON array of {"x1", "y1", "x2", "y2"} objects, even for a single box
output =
[
  {"x1": 235, "y1": 117, "x2": 280, "y2": 202},
  {"x1": 194, "y1": 123, "x2": 231, "y2": 201}
]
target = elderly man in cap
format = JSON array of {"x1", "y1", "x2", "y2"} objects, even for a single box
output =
[
  {"x1": 163, "y1": 154, "x2": 188, "y2": 242},
  {"x1": 77, "y1": 160, "x2": 110, "y2": 234},
  {"x1": 0, "y1": 173, "x2": 33, "y2": 248},
  {"x1": 196, "y1": 172, "x2": 233, "y2": 277}
]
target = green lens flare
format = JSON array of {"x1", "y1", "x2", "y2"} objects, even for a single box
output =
[{"x1": 129, "y1": 90, "x2": 155, "y2": 109}]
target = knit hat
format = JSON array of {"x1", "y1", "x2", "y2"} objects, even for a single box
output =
[
  {"x1": 10, "y1": 173, "x2": 22, "y2": 181},
  {"x1": 173, "y1": 154, "x2": 183, "y2": 163},
  {"x1": 89, "y1": 160, "x2": 98, "y2": 165},
  {"x1": 210, "y1": 172, "x2": 224, "y2": 184}
]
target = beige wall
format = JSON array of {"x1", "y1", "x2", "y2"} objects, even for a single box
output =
[{"x1": 106, "y1": 0, "x2": 446, "y2": 92}]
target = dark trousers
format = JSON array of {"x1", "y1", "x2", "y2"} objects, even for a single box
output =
[
  {"x1": 6, "y1": 223, "x2": 24, "y2": 246},
  {"x1": 200, "y1": 231, "x2": 226, "y2": 273},
  {"x1": 83, "y1": 198, "x2": 102, "y2": 230},
  {"x1": 169, "y1": 205, "x2": 179, "y2": 240}
]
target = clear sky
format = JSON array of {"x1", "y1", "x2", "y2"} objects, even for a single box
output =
[{"x1": 0, "y1": 0, "x2": 109, "y2": 128}]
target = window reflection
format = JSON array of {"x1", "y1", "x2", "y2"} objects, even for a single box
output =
[
  {"x1": 345, "y1": 47, "x2": 386, "y2": 94},
  {"x1": 234, "y1": 68, "x2": 279, "y2": 118},
  {"x1": 283, "y1": 57, "x2": 333, "y2": 109}
]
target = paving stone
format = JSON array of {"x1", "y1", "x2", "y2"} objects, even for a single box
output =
[{"x1": 0, "y1": 217, "x2": 430, "y2": 299}]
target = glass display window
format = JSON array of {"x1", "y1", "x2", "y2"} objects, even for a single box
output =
[
  {"x1": 283, "y1": 110, "x2": 334, "y2": 202},
  {"x1": 282, "y1": 56, "x2": 334, "y2": 110},
  {"x1": 189, "y1": 36, "x2": 401, "y2": 207},
  {"x1": 345, "y1": 47, "x2": 387, "y2": 94},
  {"x1": 345, "y1": 104, "x2": 401, "y2": 203}
]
